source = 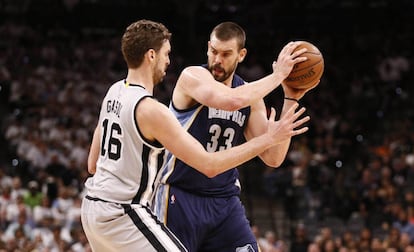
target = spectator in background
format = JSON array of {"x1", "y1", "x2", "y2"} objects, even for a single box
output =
[
  {"x1": 383, "y1": 227, "x2": 401, "y2": 249},
  {"x1": 51, "y1": 186, "x2": 74, "y2": 226},
  {"x1": 10, "y1": 177, "x2": 27, "y2": 202},
  {"x1": 23, "y1": 180, "x2": 43, "y2": 209},
  {"x1": 358, "y1": 227, "x2": 373, "y2": 252},
  {"x1": 0, "y1": 169, "x2": 13, "y2": 189},
  {"x1": 0, "y1": 185, "x2": 12, "y2": 229},
  {"x1": 44, "y1": 176, "x2": 59, "y2": 204},
  {"x1": 251, "y1": 225, "x2": 265, "y2": 251},
  {"x1": 393, "y1": 209, "x2": 414, "y2": 242},
  {"x1": 371, "y1": 237, "x2": 385, "y2": 252},
  {"x1": 60, "y1": 159, "x2": 81, "y2": 188},
  {"x1": 399, "y1": 232, "x2": 412, "y2": 252},
  {"x1": 64, "y1": 196, "x2": 81, "y2": 231},
  {"x1": 322, "y1": 239, "x2": 336, "y2": 252},
  {"x1": 290, "y1": 223, "x2": 311, "y2": 252},
  {"x1": 307, "y1": 243, "x2": 321, "y2": 252},
  {"x1": 24, "y1": 137, "x2": 50, "y2": 172},
  {"x1": 258, "y1": 230, "x2": 287, "y2": 252},
  {"x1": 3, "y1": 210, "x2": 32, "y2": 242},
  {"x1": 45, "y1": 153, "x2": 67, "y2": 178},
  {"x1": 30, "y1": 216, "x2": 55, "y2": 250},
  {"x1": 69, "y1": 226, "x2": 92, "y2": 252},
  {"x1": 405, "y1": 245, "x2": 414, "y2": 252},
  {"x1": 32, "y1": 196, "x2": 53, "y2": 225},
  {"x1": 377, "y1": 51, "x2": 410, "y2": 84},
  {"x1": 4, "y1": 194, "x2": 32, "y2": 225}
]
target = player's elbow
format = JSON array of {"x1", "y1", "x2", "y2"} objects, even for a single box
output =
[
  {"x1": 202, "y1": 166, "x2": 219, "y2": 178},
  {"x1": 259, "y1": 152, "x2": 285, "y2": 168},
  {"x1": 262, "y1": 159, "x2": 283, "y2": 169},
  {"x1": 205, "y1": 172, "x2": 217, "y2": 179},
  {"x1": 87, "y1": 160, "x2": 96, "y2": 175},
  {"x1": 198, "y1": 162, "x2": 220, "y2": 178},
  {"x1": 87, "y1": 167, "x2": 96, "y2": 175}
]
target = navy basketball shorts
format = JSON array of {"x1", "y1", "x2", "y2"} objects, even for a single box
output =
[{"x1": 158, "y1": 185, "x2": 258, "y2": 252}]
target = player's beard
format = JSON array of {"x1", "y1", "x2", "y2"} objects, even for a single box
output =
[
  {"x1": 209, "y1": 60, "x2": 238, "y2": 82},
  {"x1": 153, "y1": 61, "x2": 167, "y2": 84}
]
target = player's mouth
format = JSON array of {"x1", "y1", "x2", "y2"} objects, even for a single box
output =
[{"x1": 212, "y1": 66, "x2": 224, "y2": 76}]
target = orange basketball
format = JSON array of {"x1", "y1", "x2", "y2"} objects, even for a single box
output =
[{"x1": 284, "y1": 41, "x2": 324, "y2": 90}]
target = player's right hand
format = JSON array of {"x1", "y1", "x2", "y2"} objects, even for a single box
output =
[
  {"x1": 272, "y1": 41, "x2": 308, "y2": 80},
  {"x1": 266, "y1": 104, "x2": 310, "y2": 145}
]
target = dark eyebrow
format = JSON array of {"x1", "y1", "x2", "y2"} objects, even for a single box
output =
[{"x1": 210, "y1": 44, "x2": 233, "y2": 53}]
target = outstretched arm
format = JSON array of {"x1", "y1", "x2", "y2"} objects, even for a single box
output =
[
  {"x1": 244, "y1": 81, "x2": 319, "y2": 167},
  {"x1": 243, "y1": 58, "x2": 321, "y2": 167},
  {"x1": 174, "y1": 41, "x2": 307, "y2": 111},
  {"x1": 137, "y1": 97, "x2": 309, "y2": 178},
  {"x1": 244, "y1": 98, "x2": 295, "y2": 167},
  {"x1": 87, "y1": 125, "x2": 100, "y2": 175}
]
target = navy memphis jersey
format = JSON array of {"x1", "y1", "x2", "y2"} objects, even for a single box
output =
[{"x1": 158, "y1": 72, "x2": 251, "y2": 197}]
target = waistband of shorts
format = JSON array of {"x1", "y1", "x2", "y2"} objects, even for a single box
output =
[
  {"x1": 85, "y1": 195, "x2": 111, "y2": 203},
  {"x1": 84, "y1": 195, "x2": 149, "y2": 211}
]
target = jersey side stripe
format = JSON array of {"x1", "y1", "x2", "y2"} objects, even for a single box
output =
[
  {"x1": 123, "y1": 205, "x2": 168, "y2": 252},
  {"x1": 133, "y1": 145, "x2": 150, "y2": 204}
]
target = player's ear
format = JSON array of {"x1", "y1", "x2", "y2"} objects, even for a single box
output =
[
  {"x1": 147, "y1": 49, "x2": 156, "y2": 61},
  {"x1": 238, "y1": 48, "x2": 247, "y2": 63}
]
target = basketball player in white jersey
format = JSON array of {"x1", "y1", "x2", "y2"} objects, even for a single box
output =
[{"x1": 81, "y1": 19, "x2": 310, "y2": 252}]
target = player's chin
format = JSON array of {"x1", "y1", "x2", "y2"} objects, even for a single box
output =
[{"x1": 213, "y1": 72, "x2": 226, "y2": 82}]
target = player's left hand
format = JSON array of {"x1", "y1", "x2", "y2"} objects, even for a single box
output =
[{"x1": 281, "y1": 80, "x2": 319, "y2": 101}]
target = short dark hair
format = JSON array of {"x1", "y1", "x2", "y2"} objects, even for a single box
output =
[
  {"x1": 121, "y1": 19, "x2": 171, "y2": 68},
  {"x1": 210, "y1": 22, "x2": 246, "y2": 50}
]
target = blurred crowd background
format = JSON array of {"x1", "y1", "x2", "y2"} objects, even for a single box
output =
[{"x1": 1, "y1": 0, "x2": 414, "y2": 251}]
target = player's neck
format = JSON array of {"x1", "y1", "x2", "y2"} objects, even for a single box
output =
[
  {"x1": 223, "y1": 73, "x2": 235, "y2": 87},
  {"x1": 126, "y1": 68, "x2": 153, "y2": 94}
]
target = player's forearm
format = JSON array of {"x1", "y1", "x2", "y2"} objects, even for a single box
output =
[
  {"x1": 258, "y1": 139, "x2": 291, "y2": 168},
  {"x1": 231, "y1": 73, "x2": 284, "y2": 109},
  {"x1": 191, "y1": 104, "x2": 308, "y2": 177},
  {"x1": 201, "y1": 134, "x2": 274, "y2": 178},
  {"x1": 280, "y1": 96, "x2": 300, "y2": 117},
  {"x1": 87, "y1": 126, "x2": 100, "y2": 174},
  {"x1": 259, "y1": 98, "x2": 303, "y2": 167}
]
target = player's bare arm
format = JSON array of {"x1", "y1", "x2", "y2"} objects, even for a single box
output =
[
  {"x1": 244, "y1": 42, "x2": 321, "y2": 167},
  {"x1": 87, "y1": 125, "x2": 100, "y2": 174},
  {"x1": 243, "y1": 99, "x2": 292, "y2": 167},
  {"x1": 137, "y1": 97, "x2": 309, "y2": 178},
  {"x1": 174, "y1": 41, "x2": 308, "y2": 111},
  {"x1": 249, "y1": 79, "x2": 320, "y2": 168}
]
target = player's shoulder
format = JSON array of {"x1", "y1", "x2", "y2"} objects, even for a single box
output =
[
  {"x1": 180, "y1": 65, "x2": 212, "y2": 83},
  {"x1": 137, "y1": 97, "x2": 169, "y2": 116}
]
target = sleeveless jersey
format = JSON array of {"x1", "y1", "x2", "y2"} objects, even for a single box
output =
[
  {"x1": 85, "y1": 80, "x2": 165, "y2": 206},
  {"x1": 158, "y1": 73, "x2": 250, "y2": 197}
]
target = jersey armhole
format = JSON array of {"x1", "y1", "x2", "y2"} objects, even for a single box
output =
[
  {"x1": 170, "y1": 100, "x2": 201, "y2": 113},
  {"x1": 134, "y1": 96, "x2": 164, "y2": 149}
]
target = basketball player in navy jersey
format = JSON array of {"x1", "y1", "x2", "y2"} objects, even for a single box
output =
[
  {"x1": 153, "y1": 22, "x2": 316, "y2": 251},
  {"x1": 81, "y1": 20, "x2": 310, "y2": 251}
]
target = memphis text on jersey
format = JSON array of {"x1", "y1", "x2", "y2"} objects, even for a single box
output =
[{"x1": 208, "y1": 107, "x2": 246, "y2": 127}]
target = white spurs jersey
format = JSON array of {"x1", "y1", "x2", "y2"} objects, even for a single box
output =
[{"x1": 85, "y1": 80, "x2": 166, "y2": 206}]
